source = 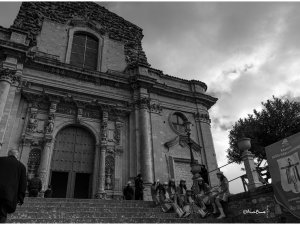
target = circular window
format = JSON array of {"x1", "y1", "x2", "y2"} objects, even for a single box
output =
[{"x1": 169, "y1": 112, "x2": 188, "y2": 135}]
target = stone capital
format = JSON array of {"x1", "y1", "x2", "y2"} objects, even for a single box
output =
[
  {"x1": 133, "y1": 97, "x2": 151, "y2": 110},
  {"x1": 0, "y1": 67, "x2": 19, "y2": 85},
  {"x1": 195, "y1": 112, "x2": 211, "y2": 124}
]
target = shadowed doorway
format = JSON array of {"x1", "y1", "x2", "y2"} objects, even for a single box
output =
[{"x1": 50, "y1": 126, "x2": 95, "y2": 198}]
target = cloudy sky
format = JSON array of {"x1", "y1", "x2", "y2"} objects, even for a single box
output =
[{"x1": 1, "y1": 1, "x2": 300, "y2": 193}]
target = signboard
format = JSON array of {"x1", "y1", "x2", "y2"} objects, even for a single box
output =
[{"x1": 265, "y1": 132, "x2": 300, "y2": 218}]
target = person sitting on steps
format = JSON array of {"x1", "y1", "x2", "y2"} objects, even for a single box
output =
[
  {"x1": 28, "y1": 173, "x2": 42, "y2": 197},
  {"x1": 160, "y1": 180, "x2": 185, "y2": 218},
  {"x1": 211, "y1": 171, "x2": 230, "y2": 219},
  {"x1": 176, "y1": 179, "x2": 187, "y2": 209},
  {"x1": 191, "y1": 174, "x2": 210, "y2": 218}
]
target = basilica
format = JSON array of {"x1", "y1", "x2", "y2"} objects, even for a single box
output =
[{"x1": 0, "y1": 2, "x2": 218, "y2": 199}]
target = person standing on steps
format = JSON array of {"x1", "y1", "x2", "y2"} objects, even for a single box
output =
[
  {"x1": 134, "y1": 174, "x2": 144, "y2": 200},
  {"x1": 28, "y1": 174, "x2": 42, "y2": 197},
  {"x1": 211, "y1": 171, "x2": 230, "y2": 219},
  {"x1": 151, "y1": 179, "x2": 160, "y2": 206},
  {"x1": 0, "y1": 149, "x2": 27, "y2": 223},
  {"x1": 44, "y1": 185, "x2": 53, "y2": 198},
  {"x1": 123, "y1": 181, "x2": 134, "y2": 200}
]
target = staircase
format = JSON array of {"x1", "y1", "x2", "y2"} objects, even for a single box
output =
[{"x1": 7, "y1": 198, "x2": 233, "y2": 223}]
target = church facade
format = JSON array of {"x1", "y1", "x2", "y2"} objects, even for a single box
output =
[{"x1": 0, "y1": 2, "x2": 219, "y2": 199}]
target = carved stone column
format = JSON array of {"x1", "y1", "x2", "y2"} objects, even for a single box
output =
[
  {"x1": 195, "y1": 112, "x2": 219, "y2": 187},
  {"x1": 97, "y1": 110, "x2": 108, "y2": 198},
  {"x1": 39, "y1": 101, "x2": 58, "y2": 191},
  {"x1": 92, "y1": 144, "x2": 100, "y2": 198},
  {"x1": 138, "y1": 97, "x2": 154, "y2": 184},
  {"x1": 0, "y1": 67, "x2": 17, "y2": 122},
  {"x1": 39, "y1": 139, "x2": 54, "y2": 191}
]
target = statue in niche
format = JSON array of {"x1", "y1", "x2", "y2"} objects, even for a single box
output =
[
  {"x1": 105, "y1": 168, "x2": 112, "y2": 190},
  {"x1": 27, "y1": 113, "x2": 38, "y2": 133},
  {"x1": 45, "y1": 115, "x2": 54, "y2": 134}
]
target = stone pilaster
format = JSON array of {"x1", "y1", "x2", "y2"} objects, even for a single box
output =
[
  {"x1": 39, "y1": 100, "x2": 58, "y2": 191},
  {"x1": 136, "y1": 97, "x2": 154, "y2": 184},
  {"x1": 92, "y1": 144, "x2": 100, "y2": 198},
  {"x1": 195, "y1": 112, "x2": 219, "y2": 187},
  {"x1": 0, "y1": 67, "x2": 17, "y2": 123},
  {"x1": 242, "y1": 150, "x2": 263, "y2": 191},
  {"x1": 39, "y1": 139, "x2": 55, "y2": 191},
  {"x1": 97, "y1": 110, "x2": 108, "y2": 198}
]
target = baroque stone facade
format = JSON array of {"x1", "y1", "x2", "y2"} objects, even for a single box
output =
[{"x1": 0, "y1": 2, "x2": 219, "y2": 199}]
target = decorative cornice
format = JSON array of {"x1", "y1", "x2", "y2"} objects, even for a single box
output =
[
  {"x1": 152, "y1": 84, "x2": 218, "y2": 109},
  {"x1": 129, "y1": 74, "x2": 156, "y2": 90}
]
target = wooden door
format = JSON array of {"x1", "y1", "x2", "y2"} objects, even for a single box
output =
[{"x1": 51, "y1": 126, "x2": 95, "y2": 198}]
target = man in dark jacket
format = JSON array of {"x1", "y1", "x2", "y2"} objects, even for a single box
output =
[
  {"x1": 134, "y1": 174, "x2": 144, "y2": 200},
  {"x1": 28, "y1": 174, "x2": 42, "y2": 197},
  {"x1": 123, "y1": 181, "x2": 134, "y2": 200},
  {"x1": 0, "y1": 149, "x2": 27, "y2": 223}
]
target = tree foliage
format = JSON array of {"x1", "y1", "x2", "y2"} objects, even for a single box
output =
[{"x1": 227, "y1": 96, "x2": 300, "y2": 164}]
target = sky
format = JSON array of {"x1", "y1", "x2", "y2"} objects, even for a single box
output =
[{"x1": 1, "y1": 1, "x2": 300, "y2": 194}]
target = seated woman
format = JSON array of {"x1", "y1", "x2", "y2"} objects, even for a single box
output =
[
  {"x1": 181, "y1": 190, "x2": 195, "y2": 218},
  {"x1": 191, "y1": 174, "x2": 211, "y2": 218},
  {"x1": 160, "y1": 180, "x2": 185, "y2": 218},
  {"x1": 211, "y1": 171, "x2": 230, "y2": 219},
  {"x1": 176, "y1": 179, "x2": 187, "y2": 208}
]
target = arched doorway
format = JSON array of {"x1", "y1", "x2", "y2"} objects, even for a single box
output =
[{"x1": 50, "y1": 126, "x2": 95, "y2": 198}]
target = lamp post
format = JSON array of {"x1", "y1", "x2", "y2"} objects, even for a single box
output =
[
  {"x1": 237, "y1": 137, "x2": 263, "y2": 191},
  {"x1": 184, "y1": 121, "x2": 202, "y2": 176}
]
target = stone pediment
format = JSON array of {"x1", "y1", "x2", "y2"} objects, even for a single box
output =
[{"x1": 164, "y1": 135, "x2": 202, "y2": 153}]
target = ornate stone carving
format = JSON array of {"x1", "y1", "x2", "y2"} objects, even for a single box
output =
[
  {"x1": 82, "y1": 109, "x2": 100, "y2": 119},
  {"x1": 56, "y1": 102, "x2": 77, "y2": 115},
  {"x1": 105, "y1": 155, "x2": 115, "y2": 190},
  {"x1": 195, "y1": 112, "x2": 211, "y2": 124},
  {"x1": 150, "y1": 103, "x2": 163, "y2": 114},
  {"x1": 133, "y1": 97, "x2": 151, "y2": 110},
  {"x1": 114, "y1": 119, "x2": 123, "y2": 145},
  {"x1": 45, "y1": 114, "x2": 55, "y2": 134},
  {"x1": 49, "y1": 102, "x2": 57, "y2": 112},
  {"x1": 101, "y1": 111, "x2": 109, "y2": 143},
  {"x1": 26, "y1": 111, "x2": 38, "y2": 133},
  {"x1": 27, "y1": 148, "x2": 41, "y2": 180},
  {"x1": 0, "y1": 67, "x2": 19, "y2": 85}
]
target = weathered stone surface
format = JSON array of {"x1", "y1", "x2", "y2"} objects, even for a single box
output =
[{"x1": 12, "y1": 2, "x2": 149, "y2": 66}]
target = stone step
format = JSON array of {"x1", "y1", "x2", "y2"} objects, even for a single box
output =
[
  {"x1": 15, "y1": 206, "x2": 162, "y2": 213},
  {"x1": 21, "y1": 202, "x2": 155, "y2": 208},
  {"x1": 24, "y1": 198, "x2": 153, "y2": 205},
  {"x1": 7, "y1": 216, "x2": 233, "y2": 223},
  {"x1": 9, "y1": 211, "x2": 179, "y2": 219}
]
